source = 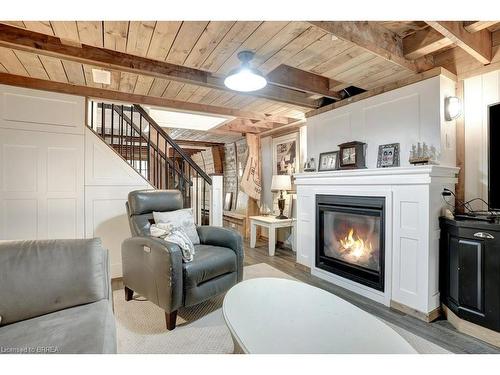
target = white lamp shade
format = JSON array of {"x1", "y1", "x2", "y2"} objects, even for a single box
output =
[
  {"x1": 224, "y1": 68, "x2": 267, "y2": 92},
  {"x1": 271, "y1": 175, "x2": 292, "y2": 191}
]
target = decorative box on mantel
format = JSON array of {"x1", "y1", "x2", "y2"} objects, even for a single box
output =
[{"x1": 294, "y1": 165, "x2": 459, "y2": 321}]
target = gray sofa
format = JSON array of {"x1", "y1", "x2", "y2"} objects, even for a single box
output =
[
  {"x1": 123, "y1": 189, "x2": 243, "y2": 330},
  {"x1": 0, "y1": 239, "x2": 116, "y2": 354}
]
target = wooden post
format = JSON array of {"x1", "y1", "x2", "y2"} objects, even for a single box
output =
[{"x1": 209, "y1": 174, "x2": 224, "y2": 226}]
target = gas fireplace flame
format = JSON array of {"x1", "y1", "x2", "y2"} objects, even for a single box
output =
[{"x1": 339, "y1": 228, "x2": 372, "y2": 259}]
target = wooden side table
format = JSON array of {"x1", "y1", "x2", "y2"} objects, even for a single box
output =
[{"x1": 249, "y1": 215, "x2": 296, "y2": 256}]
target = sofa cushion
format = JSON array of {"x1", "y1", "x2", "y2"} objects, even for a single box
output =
[
  {"x1": 0, "y1": 300, "x2": 116, "y2": 354},
  {"x1": 0, "y1": 239, "x2": 109, "y2": 325},
  {"x1": 183, "y1": 245, "x2": 237, "y2": 289}
]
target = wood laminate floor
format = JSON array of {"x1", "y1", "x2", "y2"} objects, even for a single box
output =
[{"x1": 245, "y1": 239, "x2": 500, "y2": 354}]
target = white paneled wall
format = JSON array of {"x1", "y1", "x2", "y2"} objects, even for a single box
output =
[
  {"x1": 306, "y1": 75, "x2": 457, "y2": 168},
  {"x1": 464, "y1": 70, "x2": 500, "y2": 210},
  {"x1": 0, "y1": 84, "x2": 152, "y2": 278},
  {"x1": 0, "y1": 85, "x2": 85, "y2": 240},
  {"x1": 1, "y1": 85, "x2": 85, "y2": 134},
  {"x1": 84, "y1": 129, "x2": 153, "y2": 277}
]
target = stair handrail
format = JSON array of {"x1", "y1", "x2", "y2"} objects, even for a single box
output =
[
  {"x1": 111, "y1": 105, "x2": 191, "y2": 185},
  {"x1": 96, "y1": 102, "x2": 193, "y2": 186},
  {"x1": 132, "y1": 104, "x2": 212, "y2": 185}
]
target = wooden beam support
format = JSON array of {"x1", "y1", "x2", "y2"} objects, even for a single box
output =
[
  {"x1": 426, "y1": 21, "x2": 492, "y2": 64},
  {"x1": 309, "y1": 21, "x2": 420, "y2": 72},
  {"x1": 217, "y1": 119, "x2": 262, "y2": 134},
  {"x1": 0, "y1": 72, "x2": 298, "y2": 124},
  {"x1": 244, "y1": 119, "x2": 274, "y2": 129},
  {"x1": 0, "y1": 23, "x2": 321, "y2": 109},
  {"x1": 267, "y1": 64, "x2": 342, "y2": 100},
  {"x1": 463, "y1": 21, "x2": 498, "y2": 33},
  {"x1": 403, "y1": 27, "x2": 454, "y2": 59}
]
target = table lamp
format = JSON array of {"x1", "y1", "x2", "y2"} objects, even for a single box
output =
[{"x1": 271, "y1": 174, "x2": 292, "y2": 219}]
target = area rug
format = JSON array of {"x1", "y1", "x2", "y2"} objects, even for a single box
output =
[{"x1": 113, "y1": 263, "x2": 450, "y2": 354}]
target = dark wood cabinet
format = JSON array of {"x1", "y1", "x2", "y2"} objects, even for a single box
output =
[{"x1": 440, "y1": 217, "x2": 500, "y2": 332}]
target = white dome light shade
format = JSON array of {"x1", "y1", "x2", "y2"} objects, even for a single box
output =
[
  {"x1": 224, "y1": 68, "x2": 267, "y2": 92},
  {"x1": 224, "y1": 51, "x2": 267, "y2": 92}
]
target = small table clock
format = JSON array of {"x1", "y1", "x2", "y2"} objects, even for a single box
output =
[{"x1": 338, "y1": 141, "x2": 366, "y2": 169}]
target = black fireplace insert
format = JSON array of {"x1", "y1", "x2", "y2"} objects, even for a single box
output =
[{"x1": 316, "y1": 194, "x2": 385, "y2": 291}]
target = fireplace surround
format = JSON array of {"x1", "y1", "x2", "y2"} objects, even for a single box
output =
[
  {"x1": 316, "y1": 194, "x2": 385, "y2": 291},
  {"x1": 294, "y1": 166, "x2": 459, "y2": 321}
]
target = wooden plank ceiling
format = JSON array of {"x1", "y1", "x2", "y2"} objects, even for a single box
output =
[{"x1": 0, "y1": 21, "x2": 498, "y2": 142}]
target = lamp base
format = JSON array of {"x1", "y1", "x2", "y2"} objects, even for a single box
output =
[{"x1": 276, "y1": 196, "x2": 288, "y2": 220}]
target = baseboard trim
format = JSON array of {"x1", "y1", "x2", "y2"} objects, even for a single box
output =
[
  {"x1": 390, "y1": 300, "x2": 441, "y2": 322},
  {"x1": 442, "y1": 304, "x2": 500, "y2": 348}
]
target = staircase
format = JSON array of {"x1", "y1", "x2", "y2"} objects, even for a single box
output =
[{"x1": 87, "y1": 100, "x2": 212, "y2": 225}]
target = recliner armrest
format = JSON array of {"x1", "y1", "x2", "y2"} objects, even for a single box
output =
[
  {"x1": 197, "y1": 226, "x2": 244, "y2": 281},
  {"x1": 121, "y1": 236, "x2": 183, "y2": 312}
]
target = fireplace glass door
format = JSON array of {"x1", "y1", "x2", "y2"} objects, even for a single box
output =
[{"x1": 316, "y1": 195, "x2": 385, "y2": 291}]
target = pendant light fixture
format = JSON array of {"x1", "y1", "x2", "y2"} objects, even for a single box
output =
[{"x1": 224, "y1": 51, "x2": 267, "y2": 92}]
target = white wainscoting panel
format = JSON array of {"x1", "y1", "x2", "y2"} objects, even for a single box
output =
[
  {"x1": 47, "y1": 198, "x2": 78, "y2": 238},
  {"x1": 2, "y1": 198, "x2": 38, "y2": 239},
  {"x1": 0, "y1": 84, "x2": 84, "y2": 134},
  {"x1": 296, "y1": 190, "x2": 314, "y2": 267},
  {"x1": 306, "y1": 75, "x2": 454, "y2": 169},
  {"x1": 391, "y1": 185, "x2": 428, "y2": 310},
  {"x1": 0, "y1": 128, "x2": 84, "y2": 240},
  {"x1": 85, "y1": 128, "x2": 149, "y2": 186},
  {"x1": 85, "y1": 185, "x2": 150, "y2": 278},
  {"x1": 84, "y1": 126, "x2": 153, "y2": 277}
]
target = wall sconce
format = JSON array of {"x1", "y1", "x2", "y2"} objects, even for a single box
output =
[{"x1": 445, "y1": 96, "x2": 462, "y2": 121}]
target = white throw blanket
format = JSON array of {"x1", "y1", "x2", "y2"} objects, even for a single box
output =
[{"x1": 150, "y1": 223, "x2": 195, "y2": 262}]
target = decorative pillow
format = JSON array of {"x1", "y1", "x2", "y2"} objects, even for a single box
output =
[{"x1": 153, "y1": 208, "x2": 200, "y2": 245}]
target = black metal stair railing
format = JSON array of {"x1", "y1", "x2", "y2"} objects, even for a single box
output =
[{"x1": 87, "y1": 101, "x2": 211, "y2": 224}]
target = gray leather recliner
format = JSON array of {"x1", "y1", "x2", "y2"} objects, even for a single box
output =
[{"x1": 122, "y1": 189, "x2": 243, "y2": 330}]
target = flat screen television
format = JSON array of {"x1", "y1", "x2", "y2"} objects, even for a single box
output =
[{"x1": 489, "y1": 103, "x2": 500, "y2": 210}]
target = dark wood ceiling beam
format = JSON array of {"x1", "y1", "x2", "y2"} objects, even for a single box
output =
[
  {"x1": 403, "y1": 27, "x2": 454, "y2": 59},
  {"x1": 0, "y1": 72, "x2": 298, "y2": 124},
  {"x1": 426, "y1": 21, "x2": 492, "y2": 64},
  {"x1": 308, "y1": 21, "x2": 422, "y2": 72},
  {"x1": 266, "y1": 64, "x2": 342, "y2": 100},
  {"x1": 175, "y1": 140, "x2": 225, "y2": 147},
  {"x1": 463, "y1": 21, "x2": 498, "y2": 33},
  {"x1": 0, "y1": 23, "x2": 321, "y2": 109}
]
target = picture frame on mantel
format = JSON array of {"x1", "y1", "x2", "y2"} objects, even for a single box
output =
[
  {"x1": 318, "y1": 151, "x2": 339, "y2": 171},
  {"x1": 377, "y1": 143, "x2": 400, "y2": 168}
]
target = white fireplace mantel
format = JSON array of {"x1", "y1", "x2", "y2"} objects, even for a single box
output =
[
  {"x1": 294, "y1": 165, "x2": 458, "y2": 184},
  {"x1": 294, "y1": 165, "x2": 459, "y2": 320}
]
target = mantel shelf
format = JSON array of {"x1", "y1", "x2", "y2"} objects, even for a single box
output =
[
  {"x1": 295, "y1": 165, "x2": 459, "y2": 179},
  {"x1": 294, "y1": 165, "x2": 459, "y2": 186}
]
